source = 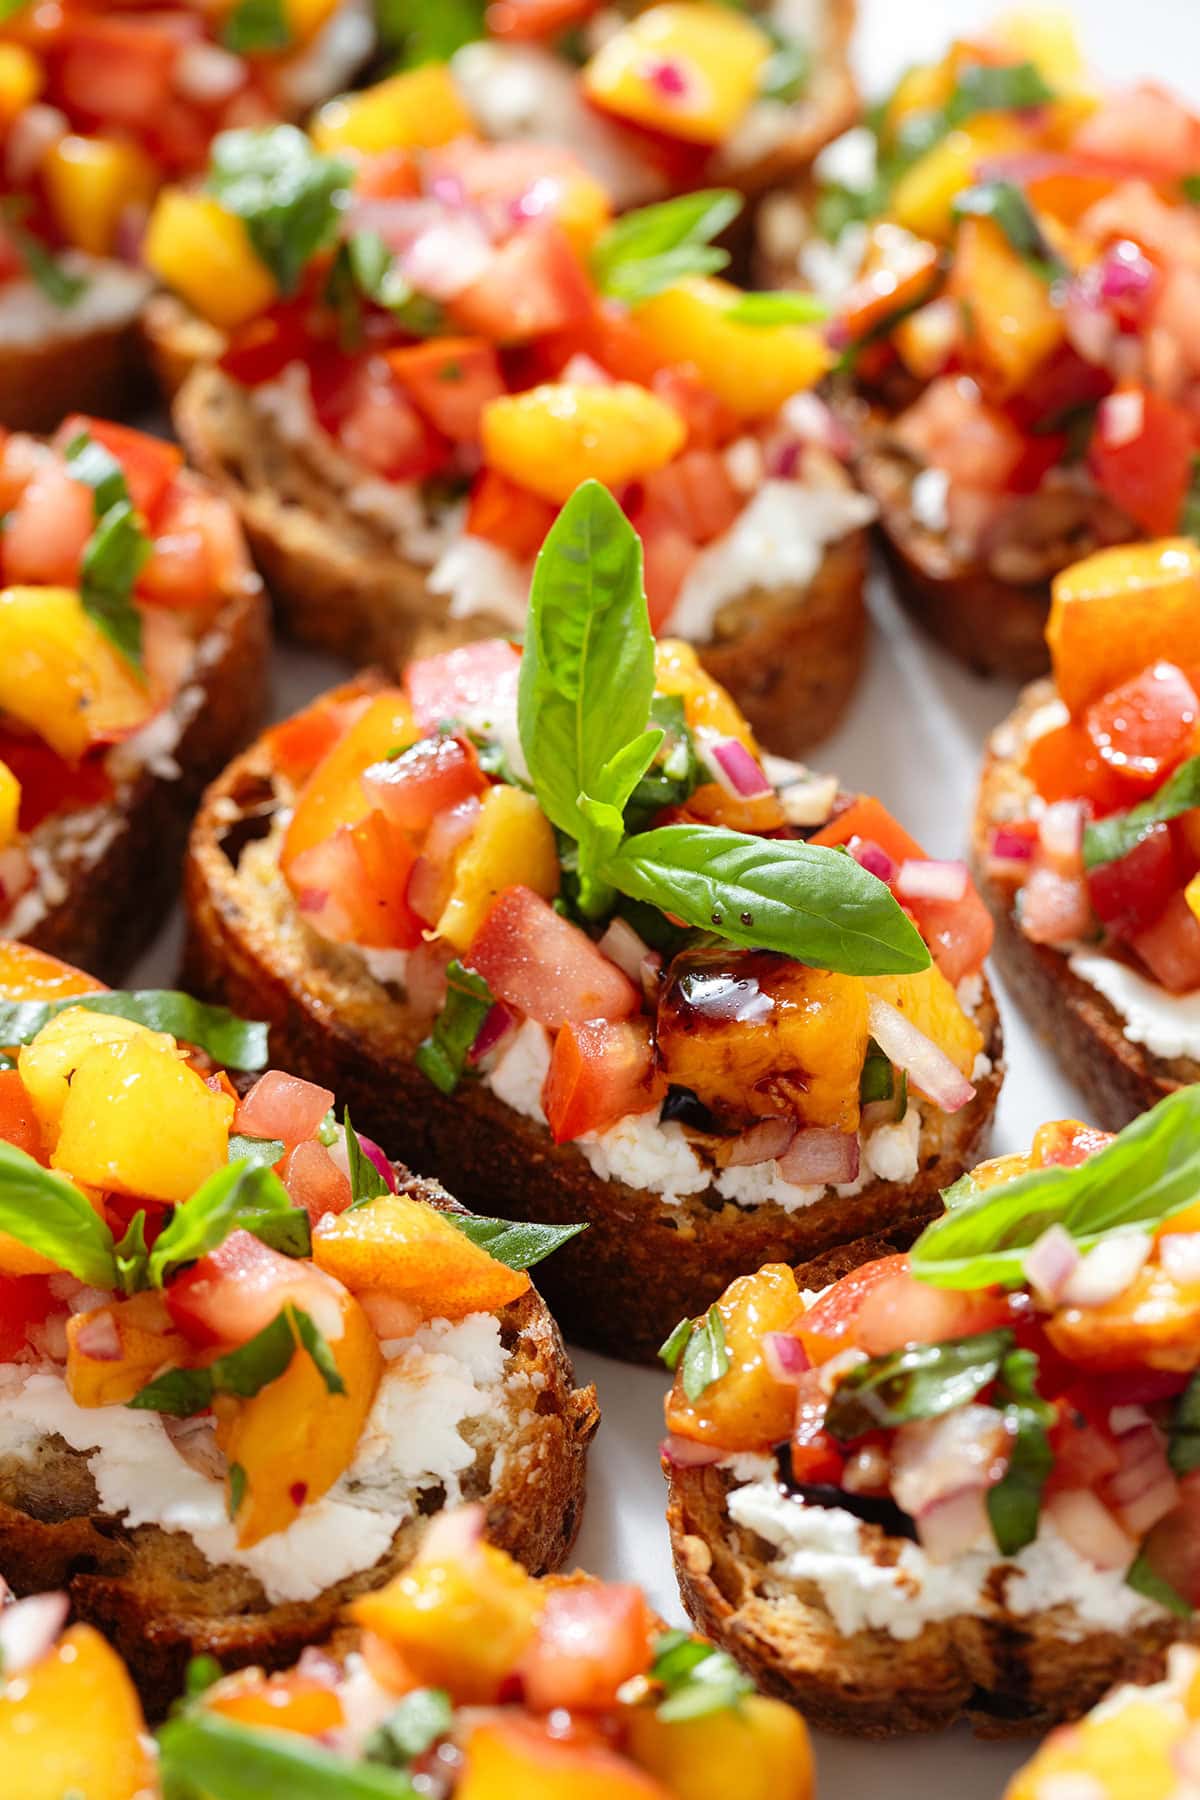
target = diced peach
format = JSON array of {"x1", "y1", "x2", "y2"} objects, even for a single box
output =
[
  {"x1": 0, "y1": 588, "x2": 152, "y2": 760},
  {"x1": 66, "y1": 1290, "x2": 189, "y2": 1409},
  {"x1": 1047, "y1": 538, "x2": 1200, "y2": 716},
  {"x1": 582, "y1": 3, "x2": 771, "y2": 144},
  {"x1": 632, "y1": 279, "x2": 832, "y2": 419},
  {"x1": 0, "y1": 1623, "x2": 154, "y2": 1800},
  {"x1": 43, "y1": 133, "x2": 157, "y2": 258},
  {"x1": 312, "y1": 1192, "x2": 529, "y2": 1317},
  {"x1": 1004, "y1": 1696, "x2": 1180, "y2": 1800},
  {"x1": 654, "y1": 638, "x2": 757, "y2": 752},
  {"x1": 665, "y1": 1264, "x2": 802, "y2": 1452},
  {"x1": 0, "y1": 941, "x2": 104, "y2": 1006},
  {"x1": 890, "y1": 115, "x2": 1030, "y2": 240},
  {"x1": 143, "y1": 189, "x2": 276, "y2": 331},
  {"x1": 281, "y1": 690, "x2": 416, "y2": 874},
  {"x1": 1046, "y1": 1264, "x2": 1200, "y2": 1373},
  {"x1": 312, "y1": 66, "x2": 473, "y2": 154},
  {"x1": 862, "y1": 965, "x2": 983, "y2": 1083},
  {"x1": 0, "y1": 43, "x2": 40, "y2": 123},
  {"x1": 628, "y1": 1693, "x2": 815, "y2": 1800},
  {"x1": 204, "y1": 1668, "x2": 344, "y2": 1738},
  {"x1": 436, "y1": 784, "x2": 560, "y2": 952},
  {"x1": 520, "y1": 1581, "x2": 655, "y2": 1712},
  {"x1": 215, "y1": 1286, "x2": 383, "y2": 1547},
  {"x1": 19, "y1": 1007, "x2": 170, "y2": 1144},
  {"x1": 482, "y1": 381, "x2": 686, "y2": 504},
  {"x1": 0, "y1": 761, "x2": 19, "y2": 851},
  {"x1": 459, "y1": 1719, "x2": 672, "y2": 1800},
  {"x1": 950, "y1": 216, "x2": 1065, "y2": 395}
]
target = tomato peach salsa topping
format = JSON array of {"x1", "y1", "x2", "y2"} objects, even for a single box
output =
[
  {"x1": 812, "y1": 17, "x2": 1200, "y2": 585},
  {"x1": 0, "y1": 1509, "x2": 816, "y2": 1800},
  {"x1": 142, "y1": 116, "x2": 861, "y2": 635},
  {"x1": 272, "y1": 482, "x2": 992, "y2": 1198},
  {"x1": 0, "y1": 416, "x2": 256, "y2": 924},
  {"x1": 0, "y1": 940, "x2": 580, "y2": 1552},
  {"x1": 988, "y1": 536, "x2": 1200, "y2": 994},
  {"x1": 663, "y1": 1091, "x2": 1200, "y2": 1620}
]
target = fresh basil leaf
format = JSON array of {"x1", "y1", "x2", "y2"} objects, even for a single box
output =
[
  {"x1": 208, "y1": 126, "x2": 350, "y2": 295},
  {"x1": 447, "y1": 1213, "x2": 585, "y2": 1270},
  {"x1": 650, "y1": 1629, "x2": 753, "y2": 1722},
  {"x1": 0, "y1": 990, "x2": 269, "y2": 1070},
  {"x1": 912, "y1": 1087, "x2": 1200, "y2": 1289},
  {"x1": 624, "y1": 693, "x2": 701, "y2": 829},
  {"x1": 222, "y1": 0, "x2": 292, "y2": 51},
  {"x1": 985, "y1": 1347, "x2": 1053, "y2": 1555},
  {"x1": 1083, "y1": 755, "x2": 1200, "y2": 869},
  {"x1": 1168, "y1": 1371, "x2": 1200, "y2": 1475},
  {"x1": 227, "y1": 1135, "x2": 284, "y2": 1171},
  {"x1": 184, "y1": 1654, "x2": 224, "y2": 1697},
  {"x1": 148, "y1": 1162, "x2": 294, "y2": 1287},
  {"x1": 131, "y1": 1303, "x2": 334, "y2": 1417},
  {"x1": 344, "y1": 1110, "x2": 390, "y2": 1208},
  {"x1": 228, "y1": 1462, "x2": 248, "y2": 1521},
  {"x1": 723, "y1": 290, "x2": 828, "y2": 326},
  {"x1": 288, "y1": 1303, "x2": 345, "y2": 1396},
  {"x1": 860, "y1": 1042, "x2": 895, "y2": 1104},
  {"x1": 2, "y1": 205, "x2": 87, "y2": 306},
  {"x1": 364, "y1": 1689, "x2": 453, "y2": 1770},
  {"x1": 114, "y1": 1212, "x2": 149, "y2": 1298},
  {"x1": 63, "y1": 432, "x2": 149, "y2": 671},
  {"x1": 603, "y1": 824, "x2": 931, "y2": 974},
  {"x1": 681, "y1": 1306, "x2": 729, "y2": 1403},
  {"x1": 953, "y1": 180, "x2": 1066, "y2": 280},
  {"x1": 945, "y1": 58, "x2": 1056, "y2": 123},
  {"x1": 590, "y1": 191, "x2": 741, "y2": 304},
  {"x1": 0, "y1": 1143, "x2": 117, "y2": 1288},
  {"x1": 343, "y1": 230, "x2": 445, "y2": 335},
  {"x1": 63, "y1": 432, "x2": 128, "y2": 514},
  {"x1": 248, "y1": 1209, "x2": 312, "y2": 1259},
  {"x1": 759, "y1": 38, "x2": 810, "y2": 103},
  {"x1": 658, "y1": 1315, "x2": 693, "y2": 1372},
  {"x1": 825, "y1": 1329, "x2": 1013, "y2": 1440},
  {"x1": 375, "y1": 0, "x2": 485, "y2": 63},
  {"x1": 414, "y1": 960, "x2": 493, "y2": 1096},
  {"x1": 1126, "y1": 1547, "x2": 1192, "y2": 1618},
  {"x1": 1183, "y1": 174, "x2": 1200, "y2": 204},
  {"x1": 158, "y1": 1711, "x2": 421, "y2": 1799}
]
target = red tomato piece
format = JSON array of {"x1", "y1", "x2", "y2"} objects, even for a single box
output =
[
  {"x1": 798, "y1": 1255, "x2": 911, "y2": 1365},
  {"x1": 289, "y1": 813, "x2": 424, "y2": 950},
  {"x1": 234, "y1": 1071, "x2": 335, "y2": 1150},
  {"x1": 535, "y1": 294, "x2": 666, "y2": 386},
  {"x1": 1, "y1": 460, "x2": 94, "y2": 587},
  {"x1": 54, "y1": 416, "x2": 182, "y2": 523},
  {"x1": 53, "y1": 14, "x2": 179, "y2": 129},
  {"x1": 467, "y1": 886, "x2": 640, "y2": 1028},
  {"x1": 639, "y1": 450, "x2": 742, "y2": 546},
  {"x1": 649, "y1": 367, "x2": 740, "y2": 452},
  {"x1": 450, "y1": 224, "x2": 592, "y2": 345},
  {"x1": 1131, "y1": 889, "x2": 1200, "y2": 993},
  {"x1": 1135, "y1": 1475, "x2": 1200, "y2": 1608},
  {"x1": 542, "y1": 1018, "x2": 666, "y2": 1143},
  {"x1": 354, "y1": 150, "x2": 421, "y2": 200},
  {"x1": 466, "y1": 470, "x2": 557, "y2": 560},
  {"x1": 1025, "y1": 720, "x2": 1137, "y2": 815},
  {"x1": 487, "y1": 0, "x2": 600, "y2": 39},
  {"x1": 329, "y1": 359, "x2": 451, "y2": 482},
  {"x1": 1084, "y1": 662, "x2": 1199, "y2": 787},
  {"x1": 519, "y1": 1583, "x2": 654, "y2": 1713},
  {"x1": 1088, "y1": 388, "x2": 1194, "y2": 537},
  {"x1": 280, "y1": 1140, "x2": 353, "y2": 1224},
  {"x1": 387, "y1": 338, "x2": 505, "y2": 443},
  {"x1": 638, "y1": 517, "x2": 698, "y2": 633},
  {"x1": 166, "y1": 1229, "x2": 341, "y2": 1349},
  {"x1": 220, "y1": 300, "x2": 321, "y2": 388},
  {"x1": 1087, "y1": 822, "x2": 1179, "y2": 938},
  {"x1": 361, "y1": 734, "x2": 487, "y2": 834},
  {"x1": 810, "y1": 795, "x2": 926, "y2": 864},
  {"x1": 0, "y1": 1274, "x2": 55, "y2": 1361},
  {"x1": 1045, "y1": 1409, "x2": 1122, "y2": 1497},
  {"x1": 906, "y1": 889, "x2": 995, "y2": 984},
  {"x1": 849, "y1": 1270, "x2": 1014, "y2": 1359},
  {"x1": 404, "y1": 639, "x2": 522, "y2": 732},
  {"x1": 0, "y1": 1068, "x2": 45, "y2": 1162},
  {"x1": 791, "y1": 1369, "x2": 845, "y2": 1485},
  {"x1": 0, "y1": 731, "x2": 110, "y2": 830}
]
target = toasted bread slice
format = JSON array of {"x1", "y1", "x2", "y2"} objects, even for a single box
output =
[
  {"x1": 182, "y1": 685, "x2": 1004, "y2": 1363},
  {"x1": 709, "y1": 0, "x2": 859, "y2": 198},
  {"x1": 0, "y1": 264, "x2": 153, "y2": 434},
  {"x1": 665, "y1": 1461, "x2": 1186, "y2": 1739},
  {"x1": 171, "y1": 361, "x2": 871, "y2": 757},
  {"x1": 973, "y1": 679, "x2": 1191, "y2": 1128},
  {"x1": 0, "y1": 1168, "x2": 598, "y2": 1719}
]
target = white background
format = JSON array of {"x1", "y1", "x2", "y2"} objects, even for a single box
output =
[{"x1": 131, "y1": 5, "x2": 1196, "y2": 1791}]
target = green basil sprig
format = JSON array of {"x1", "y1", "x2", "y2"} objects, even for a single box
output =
[
  {"x1": 590, "y1": 191, "x2": 742, "y2": 305},
  {"x1": 446, "y1": 1213, "x2": 585, "y2": 1270},
  {"x1": 0, "y1": 990, "x2": 269, "y2": 1070},
  {"x1": 326, "y1": 231, "x2": 445, "y2": 349},
  {"x1": 63, "y1": 431, "x2": 150, "y2": 672},
  {"x1": 208, "y1": 126, "x2": 350, "y2": 295},
  {"x1": 414, "y1": 961, "x2": 493, "y2": 1096},
  {"x1": 159, "y1": 1709, "x2": 421, "y2": 1798},
  {"x1": 912, "y1": 1087, "x2": 1200, "y2": 1290},
  {"x1": 1083, "y1": 755, "x2": 1200, "y2": 869},
  {"x1": 222, "y1": 0, "x2": 292, "y2": 51},
  {"x1": 649, "y1": 1628, "x2": 753, "y2": 1723},
  {"x1": 659, "y1": 1305, "x2": 730, "y2": 1402},
  {"x1": 147, "y1": 1162, "x2": 300, "y2": 1288},
  {"x1": 985, "y1": 1346, "x2": 1054, "y2": 1556},
  {"x1": 375, "y1": 0, "x2": 484, "y2": 64},
  {"x1": 345, "y1": 1111, "x2": 390, "y2": 1208},
  {"x1": 0, "y1": 1143, "x2": 118, "y2": 1289},
  {"x1": 723, "y1": 290, "x2": 829, "y2": 326},
  {"x1": 824, "y1": 1329, "x2": 1014, "y2": 1440},
  {"x1": 1167, "y1": 1371, "x2": 1200, "y2": 1475},
  {"x1": 1126, "y1": 1547, "x2": 1192, "y2": 1619},
  {"x1": 0, "y1": 197, "x2": 87, "y2": 306},
  {"x1": 130, "y1": 1302, "x2": 342, "y2": 1417},
  {"x1": 365, "y1": 1689, "x2": 453, "y2": 1771},
  {"x1": 953, "y1": 180, "x2": 1066, "y2": 280}
]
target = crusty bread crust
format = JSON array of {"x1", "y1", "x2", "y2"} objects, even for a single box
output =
[
  {"x1": 713, "y1": 0, "x2": 859, "y2": 197},
  {"x1": 140, "y1": 293, "x2": 226, "y2": 405},
  {"x1": 0, "y1": 308, "x2": 152, "y2": 435},
  {"x1": 0, "y1": 1168, "x2": 599, "y2": 1718},
  {"x1": 172, "y1": 362, "x2": 870, "y2": 757},
  {"x1": 666, "y1": 1462, "x2": 1191, "y2": 1738},
  {"x1": 973, "y1": 679, "x2": 1195, "y2": 1128},
  {"x1": 8, "y1": 582, "x2": 270, "y2": 984},
  {"x1": 182, "y1": 684, "x2": 1003, "y2": 1363}
]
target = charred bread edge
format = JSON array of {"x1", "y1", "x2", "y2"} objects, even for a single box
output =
[
  {"x1": 0, "y1": 301, "x2": 154, "y2": 436},
  {"x1": 181, "y1": 685, "x2": 1004, "y2": 1363},
  {"x1": 973, "y1": 678, "x2": 1195, "y2": 1129},
  {"x1": 666, "y1": 1461, "x2": 1189, "y2": 1739},
  {"x1": 172, "y1": 362, "x2": 870, "y2": 759},
  {"x1": 0, "y1": 1169, "x2": 599, "y2": 1719}
]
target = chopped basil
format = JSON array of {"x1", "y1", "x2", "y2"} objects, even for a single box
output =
[
  {"x1": 221, "y1": 0, "x2": 291, "y2": 51},
  {"x1": 650, "y1": 1629, "x2": 753, "y2": 1722},
  {"x1": 364, "y1": 1689, "x2": 453, "y2": 1770},
  {"x1": 825, "y1": 1329, "x2": 1014, "y2": 1440},
  {"x1": 147, "y1": 1162, "x2": 297, "y2": 1288},
  {"x1": 0, "y1": 1143, "x2": 117, "y2": 1290},
  {"x1": 130, "y1": 1303, "x2": 339, "y2": 1417},
  {"x1": 227, "y1": 1135, "x2": 285, "y2": 1170},
  {"x1": 63, "y1": 431, "x2": 149, "y2": 672},
  {"x1": 953, "y1": 180, "x2": 1066, "y2": 280},
  {"x1": 228, "y1": 1462, "x2": 248, "y2": 1520},
  {"x1": 446, "y1": 1213, "x2": 585, "y2": 1269},
  {"x1": 0, "y1": 198, "x2": 87, "y2": 306},
  {"x1": 344, "y1": 1111, "x2": 390, "y2": 1208},
  {"x1": 722, "y1": 290, "x2": 829, "y2": 326},
  {"x1": 859, "y1": 1042, "x2": 895, "y2": 1104},
  {"x1": 0, "y1": 990, "x2": 269, "y2": 1069},
  {"x1": 248, "y1": 1209, "x2": 312, "y2": 1259},
  {"x1": 758, "y1": 37, "x2": 809, "y2": 103},
  {"x1": 327, "y1": 231, "x2": 446, "y2": 346},
  {"x1": 658, "y1": 1306, "x2": 731, "y2": 1402},
  {"x1": 1183, "y1": 174, "x2": 1200, "y2": 205},
  {"x1": 1083, "y1": 754, "x2": 1200, "y2": 869},
  {"x1": 158, "y1": 1710, "x2": 421, "y2": 1798},
  {"x1": 375, "y1": 0, "x2": 484, "y2": 62},
  {"x1": 291, "y1": 1302, "x2": 346, "y2": 1395},
  {"x1": 985, "y1": 1347, "x2": 1054, "y2": 1556},
  {"x1": 590, "y1": 191, "x2": 742, "y2": 305},
  {"x1": 114, "y1": 1212, "x2": 149, "y2": 1298},
  {"x1": 208, "y1": 126, "x2": 350, "y2": 295},
  {"x1": 414, "y1": 961, "x2": 494, "y2": 1096},
  {"x1": 1167, "y1": 1371, "x2": 1200, "y2": 1475},
  {"x1": 623, "y1": 694, "x2": 701, "y2": 831},
  {"x1": 1126, "y1": 1547, "x2": 1192, "y2": 1618}
]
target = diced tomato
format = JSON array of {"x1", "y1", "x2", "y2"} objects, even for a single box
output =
[
  {"x1": 628, "y1": 498, "x2": 698, "y2": 633},
  {"x1": 1131, "y1": 889, "x2": 1200, "y2": 992},
  {"x1": 405, "y1": 640, "x2": 522, "y2": 732},
  {"x1": 791, "y1": 1369, "x2": 844, "y2": 1485},
  {"x1": 906, "y1": 890, "x2": 994, "y2": 984},
  {"x1": 1074, "y1": 84, "x2": 1200, "y2": 180},
  {"x1": 289, "y1": 812, "x2": 424, "y2": 950},
  {"x1": 467, "y1": 886, "x2": 639, "y2": 1028},
  {"x1": 810, "y1": 795, "x2": 925, "y2": 865},
  {"x1": 466, "y1": 470, "x2": 556, "y2": 560},
  {"x1": 407, "y1": 796, "x2": 483, "y2": 926},
  {"x1": 1089, "y1": 388, "x2": 1194, "y2": 537},
  {"x1": 1031, "y1": 1120, "x2": 1113, "y2": 1169},
  {"x1": 1084, "y1": 662, "x2": 1199, "y2": 787},
  {"x1": 0, "y1": 1069, "x2": 44, "y2": 1162},
  {"x1": 354, "y1": 150, "x2": 421, "y2": 201},
  {"x1": 54, "y1": 417, "x2": 182, "y2": 524},
  {"x1": 649, "y1": 366, "x2": 740, "y2": 452},
  {"x1": 265, "y1": 693, "x2": 372, "y2": 789},
  {"x1": 0, "y1": 1274, "x2": 55, "y2": 1361},
  {"x1": 1045, "y1": 1409, "x2": 1122, "y2": 1497},
  {"x1": 519, "y1": 1583, "x2": 653, "y2": 1713},
  {"x1": 892, "y1": 377, "x2": 1024, "y2": 492},
  {"x1": 0, "y1": 732, "x2": 110, "y2": 831},
  {"x1": 220, "y1": 300, "x2": 322, "y2": 388},
  {"x1": 1087, "y1": 822, "x2": 1179, "y2": 938},
  {"x1": 387, "y1": 338, "x2": 505, "y2": 444},
  {"x1": 1019, "y1": 863, "x2": 1093, "y2": 946},
  {"x1": 166, "y1": 1229, "x2": 342, "y2": 1349},
  {"x1": 1005, "y1": 345, "x2": 1111, "y2": 435},
  {"x1": 234, "y1": 1071, "x2": 335, "y2": 1150},
  {"x1": 798, "y1": 1255, "x2": 911, "y2": 1366},
  {"x1": 1025, "y1": 720, "x2": 1137, "y2": 815},
  {"x1": 362, "y1": 733, "x2": 487, "y2": 835},
  {"x1": 322, "y1": 357, "x2": 451, "y2": 483},
  {"x1": 136, "y1": 485, "x2": 233, "y2": 612},
  {"x1": 639, "y1": 451, "x2": 741, "y2": 547},
  {"x1": 53, "y1": 14, "x2": 179, "y2": 129},
  {"x1": 542, "y1": 1018, "x2": 665, "y2": 1143},
  {"x1": 486, "y1": 0, "x2": 600, "y2": 39},
  {"x1": 535, "y1": 294, "x2": 666, "y2": 387},
  {"x1": 280, "y1": 1140, "x2": 353, "y2": 1224},
  {"x1": 1, "y1": 460, "x2": 94, "y2": 587},
  {"x1": 283, "y1": 691, "x2": 416, "y2": 872},
  {"x1": 849, "y1": 1270, "x2": 1014, "y2": 1359},
  {"x1": 450, "y1": 224, "x2": 592, "y2": 346},
  {"x1": 1133, "y1": 1475, "x2": 1200, "y2": 1608}
]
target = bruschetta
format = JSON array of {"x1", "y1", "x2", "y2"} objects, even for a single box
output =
[
  {"x1": 0, "y1": 0, "x2": 373, "y2": 431},
  {"x1": 763, "y1": 15, "x2": 1200, "y2": 677},
  {"x1": 0, "y1": 415, "x2": 268, "y2": 981},
  {"x1": 974, "y1": 537, "x2": 1200, "y2": 1129},
  {"x1": 0, "y1": 1508, "x2": 817, "y2": 1798},
  {"x1": 664, "y1": 1097, "x2": 1200, "y2": 1737},
  {"x1": 0, "y1": 941, "x2": 598, "y2": 1717},
  {"x1": 183, "y1": 481, "x2": 1001, "y2": 1362},
  {"x1": 145, "y1": 117, "x2": 874, "y2": 755}
]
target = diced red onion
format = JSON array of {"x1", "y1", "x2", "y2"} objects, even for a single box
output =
[
  {"x1": 0, "y1": 1593, "x2": 68, "y2": 1676},
  {"x1": 67, "y1": 1284, "x2": 114, "y2": 1316},
  {"x1": 991, "y1": 827, "x2": 1034, "y2": 864},
  {"x1": 1060, "y1": 1231, "x2": 1151, "y2": 1308},
  {"x1": 640, "y1": 951, "x2": 663, "y2": 1004},
  {"x1": 891, "y1": 1406, "x2": 1012, "y2": 1523},
  {"x1": 73, "y1": 1311, "x2": 121, "y2": 1362},
  {"x1": 913, "y1": 1486, "x2": 994, "y2": 1563},
  {"x1": 1099, "y1": 240, "x2": 1155, "y2": 303},
  {"x1": 1038, "y1": 799, "x2": 1085, "y2": 872},
  {"x1": 1159, "y1": 1233, "x2": 1200, "y2": 1283},
  {"x1": 720, "y1": 1116, "x2": 797, "y2": 1168},
  {"x1": 355, "y1": 1133, "x2": 398, "y2": 1194},
  {"x1": 296, "y1": 1645, "x2": 343, "y2": 1689},
  {"x1": 468, "y1": 1002, "x2": 516, "y2": 1066},
  {"x1": 768, "y1": 439, "x2": 803, "y2": 480},
  {"x1": 1066, "y1": 283, "x2": 1118, "y2": 367},
  {"x1": 896, "y1": 858, "x2": 969, "y2": 903},
  {"x1": 660, "y1": 1433, "x2": 723, "y2": 1468},
  {"x1": 762, "y1": 1331, "x2": 811, "y2": 1383},
  {"x1": 851, "y1": 839, "x2": 897, "y2": 884},
  {"x1": 359, "y1": 1291, "x2": 422, "y2": 1341},
  {"x1": 165, "y1": 1414, "x2": 226, "y2": 1479},
  {"x1": 406, "y1": 939, "x2": 454, "y2": 1020},
  {"x1": 866, "y1": 995, "x2": 975, "y2": 1114},
  {"x1": 703, "y1": 736, "x2": 773, "y2": 800},
  {"x1": 779, "y1": 1127, "x2": 860, "y2": 1186},
  {"x1": 400, "y1": 216, "x2": 493, "y2": 300},
  {"x1": 598, "y1": 917, "x2": 652, "y2": 983},
  {"x1": 1106, "y1": 1422, "x2": 1179, "y2": 1537},
  {"x1": 175, "y1": 41, "x2": 246, "y2": 102},
  {"x1": 27, "y1": 1315, "x2": 68, "y2": 1364},
  {"x1": 842, "y1": 1443, "x2": 891, "y2": 1494},
  {"x1": 427, "y1": 172, "x2": 466, "y2": 209},
  {"x1": 781, "y1": 390, "x2": 854, "y2": 459},
  {"x1": 1097, "y1": 388, "x2": 1145, "y2": 449},
  {"x1": 1045, "y1": 1487, "x2": 1136, "y2": 1570},
  {"x1": 1024, "y1": 1223, "x2": 1081, "y2": 1305},
  {"x1": 649, "y1": 57, "x2": 689, "y2": 97}
]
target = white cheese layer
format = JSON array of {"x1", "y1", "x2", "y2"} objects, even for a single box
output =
[
  {"x1": 1068, "y1": 949, "x2": 1200, "y2": 1062},
  {"x1": 0, "y1": 1314, "x2": 508, "y2": 1606},
  {"x1": 726, "y1": 1477, "x2": 1168, "y2": 1642},
  {"x1": 0, "y1": 260, "x2": 151, "y2": 346}
]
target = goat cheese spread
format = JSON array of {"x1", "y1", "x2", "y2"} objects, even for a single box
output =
[{"x1": 1068, "y1": 949, "x2": 1200, "y2": 1062}]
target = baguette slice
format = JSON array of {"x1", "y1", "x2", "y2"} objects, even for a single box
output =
[
  {"x1": 0, "y1": 1166, "x2": 599, "y2": 1720},
  {"x1": 0, "y1": 262, "x2": 153, "y2": 434},
  {"x1": 666, "y1": 1460, "x2": 1185, "y2": 1740},
  {"x1": 171, "y1": 362, "x2": 871, "y2": 757},
  {"x1": 182, "y1": 679, "x2": 1004, "y2": 1364},
  {"x1": 972, "y1": 678, "x2": 1188, "y2": 1128}
]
